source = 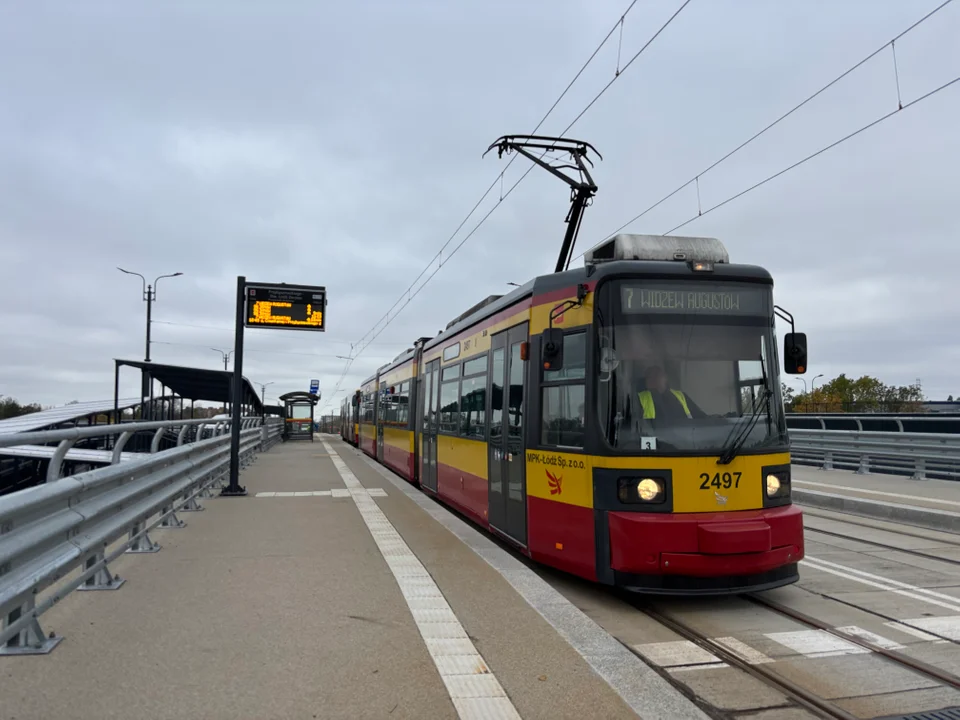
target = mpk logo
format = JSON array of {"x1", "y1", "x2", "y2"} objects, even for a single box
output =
[
  {"x1": 714, "y1": 491, "x2": 728, "y2": 506},
  {"x1": 546, "y1": 470, "x2": 563, "y2": 495}
]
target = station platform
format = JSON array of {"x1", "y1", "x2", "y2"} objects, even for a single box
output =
[
  {"x1": 793, "y1": 466, "x2": 960, "y2": 534},
  {"x1": 0, "y1": 436, "x2": 706, "y2": 720}
]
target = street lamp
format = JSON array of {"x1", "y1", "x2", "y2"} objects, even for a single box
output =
[
  {"x1": 211, "y1": 348, "x2": 233, "y2": 371},
  {"x1": 117, "y1": 268, "x2": 183, "y2": 362},
  {"x1": 256, "y1": 381, "x2": 274, "y2": 405},
  {"x1": 811, "y1": 374, "x2": 824, "y2": 392}
]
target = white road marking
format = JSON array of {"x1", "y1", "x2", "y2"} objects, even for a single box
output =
[
  {"x1": 632, "y1": 640, "x2": 726, "y2": 669},
  {"x1": 898, "y1": 616, "x2": 960, "y2": 642},
  {"x1": 765, "y1": 629, "x2": 870, "y2": 658},
  {"x1": 803, "y1": 556, "x2": 960, "y2": 612},
  {"x1": 321, "y1": 440, "x2": 521, "y2": 720},
  {"x1": 714, "y1": 636, "x2": 774, "y2": 664},
  {"x1": 834, "y1": 625, "x2": 904, "y2": 650},
  {"x1": 883, "y1": 621, "x2": 949, "y2": 643},
  {"x1": 255, "y1": 489, "x2": 385, "y2": 498},
  {"x1": 793, "y1": 479, "x2": 960, "y2": 507}
]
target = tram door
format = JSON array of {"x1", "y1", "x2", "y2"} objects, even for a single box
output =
[
  {"x1": 376, "y1": 388, "x2": 385, "y2": 461},
  {"x1": 420, "y1": 359, "x2": 440, "y2": 492},
  {"x1": 487, "y1": 323, "x2": 528, "y2": 545}
]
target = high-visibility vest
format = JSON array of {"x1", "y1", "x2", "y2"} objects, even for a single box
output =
[{"x1": 638, "y1": 389, "x2": 692, "y2": 419}]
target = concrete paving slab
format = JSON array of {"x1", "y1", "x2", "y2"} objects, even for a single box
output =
[
  {"x1": 772, "y1": 653, "x2": 940, "y2": 700},
  {"x1": 834, "y1": 685, "x2": 960, "y2": 718},
  {"x1": 0, "y1": 443, "x2": 455, "y2": 720},
  {"x1": 665, "y1": 666, "x2": 789, "y2": 712}
]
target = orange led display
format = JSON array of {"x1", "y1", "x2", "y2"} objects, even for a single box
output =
[{"x1": 244, "y1": 283, "x2": 327, "y2": 332}]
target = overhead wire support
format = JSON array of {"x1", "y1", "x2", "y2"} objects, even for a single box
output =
[
  {"x1": 662, "y1": 73, "x2": 960, "y2": 235},
  {"x1": 589, "y1": 0, "x2": 955, "y2": 249},
  {"x1": 319, "y1": 0, "x2": 691, "y2": 411},
  {"x1": 484, "y1": 135, "x2": 602, "y2": 273}
]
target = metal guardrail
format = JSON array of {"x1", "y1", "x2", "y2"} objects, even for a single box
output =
[
  {"x1": 0, "y1": 416, "x2": 283, "y2": 655},
  {"x1": 787, "y1": 414, "x2": 960, "y2": 435},
  {"x1": 789, "y1": 428, "x2": 960, "y2": 481}
]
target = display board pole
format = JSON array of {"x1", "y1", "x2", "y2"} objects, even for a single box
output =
[{"x1": 222, "y1": 275, "x2": 248, "y2": 497}]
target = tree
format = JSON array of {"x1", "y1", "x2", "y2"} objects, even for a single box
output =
[
  {"x1": 0, "y1": 396, "x2": 43, "y2": 420},
  {"x1": 789, "y1": 374, "x2": 925, "y2": 413},
  {"x1": 780, "y1": 383, "x2": 796, "y2": 411}
]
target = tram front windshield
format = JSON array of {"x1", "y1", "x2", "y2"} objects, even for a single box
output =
[{"x1": 595, "y1": 279, "x2": 787, "y2": 454}]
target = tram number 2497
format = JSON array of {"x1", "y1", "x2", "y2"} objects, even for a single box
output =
[{"x1": 699, "y1": 472, "x2": 742, "y2": 490}]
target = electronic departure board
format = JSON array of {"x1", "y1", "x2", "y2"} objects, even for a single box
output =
[{"x1": 244, "y1": 282, "x2": 326, "y2": 332}]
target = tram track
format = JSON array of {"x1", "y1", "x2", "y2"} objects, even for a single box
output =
[
  {"x1": 620, "y1": 590, "x2": 960, "y2": 720},
  {"x1": 804, "y1": 525, "x2": 960, "y2": 567},
  {"x1": 626, "y1": 597, "x2": 860, "y2": 720},
  {"x1": 745, "y1": 593, "x2": 960, "y2": 691}
]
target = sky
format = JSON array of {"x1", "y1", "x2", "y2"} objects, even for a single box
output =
[{"x1": 1, "y1": 0, "x2": 958, "y2": 412}]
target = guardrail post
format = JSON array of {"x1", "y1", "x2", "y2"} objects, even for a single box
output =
[
  {"x1": 913, "y1": 458, "x2": 926, "y2": 480},
  {"x1": 821, "y1": 450, "x2": 834, "y2": 471},
  {"x1": 1, "y1": 599, "x2": 62, "y2": 656},
  {"x1": 158, "y1": 503, "x2": 186, "y2": 529},
  {"x1": 857, "y1": 454, "x2": 871, "y2": 474},
  {"x1": 180, "y1": 486, "x2": 204, "y2": 512},
  {"x1": 45, "y1": 439, "x2": 76, "y2": 482},
  {"x1": 77, "y1": 552, "x2": 125, "y2": 591},
  {"x1": 126, "y1": 521, "x2": 161, "y2": 553},
  {"x1": 176, "y1": 424, "x2": 190, "y2": 447}
]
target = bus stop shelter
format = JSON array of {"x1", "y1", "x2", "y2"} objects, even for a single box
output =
[{"x1": 279, "y1": 391, "x2": 319, "y2": 442}]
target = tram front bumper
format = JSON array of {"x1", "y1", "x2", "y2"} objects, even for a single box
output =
[{"x1": 607, "y1": 504, "x2": 804, "y2": 579}]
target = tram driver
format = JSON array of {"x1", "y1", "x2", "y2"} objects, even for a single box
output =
[{"x1": 637, "y1": 365, "x2": 707, "y2": 423}]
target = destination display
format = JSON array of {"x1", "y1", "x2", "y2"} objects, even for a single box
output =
[
  {"x1": 244, "y1": 283, "x2": 326, "y2": 331},
  {"x1": 620, "y1": 282, "x2": 769, "y2": 315}
]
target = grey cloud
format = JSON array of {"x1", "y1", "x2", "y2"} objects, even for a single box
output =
[{"x1": 1, "y1": 0, "x2": 958, "y2": 409}]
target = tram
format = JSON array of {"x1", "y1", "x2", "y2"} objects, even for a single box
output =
[
  {"x1": 339, "y1": 392, "x2": 360, "y2": 446},
  {"x1": 348, "y1": 232, "x2": 808, "y2": 594}
]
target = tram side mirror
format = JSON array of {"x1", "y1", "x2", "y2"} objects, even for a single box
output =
[
  {"x1": 783, "y1": 332, "x2": 807, "y2": 375},
  {"x1": 542, "y1": 328, "x2": 564, "y2": 372}
]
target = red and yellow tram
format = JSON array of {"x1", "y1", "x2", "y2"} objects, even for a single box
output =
[{"x1": 344, "y1": 233, "x2": 808, "y2": 594}]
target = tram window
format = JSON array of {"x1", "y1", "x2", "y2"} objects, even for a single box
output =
[
  {"x1": 541, "y1": 385, "x2": 585, "y2": 447},
  {"x1": 463, "y1": 356, "x2": 488, "y2": 376},
  {"x1": 459, "y1": 375, "x2": 487, "y2": 438},
  {"x1": 544, "y1": 332, "x2": 586, "y2": 382},
  {"x1": 397, "y1": 382, "x2": 410, "y2": 425},
  {"x1": 439, "y1": 380, "x2": 460, "y2": 434},
  {"x1": 442, "y1": 365, "x2": 460, "y2": 381}
]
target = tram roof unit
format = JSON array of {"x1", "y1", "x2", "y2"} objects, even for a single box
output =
[{"x1": 583, "y1": 233, "x2": 730, "y2": 265}]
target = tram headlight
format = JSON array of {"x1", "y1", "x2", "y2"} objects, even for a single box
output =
[
  {"x1": 765, "y1": 474, "x2": 781, "y2": 497},
  {"x1": 637, "y1": 478, "x2": 662, "y2": 501},
  {"x1": 618, "y1": 476, "x2": 666, "y2": 505},
  {"x1": 762, "y1": 466, "x2": 791, "y2": 507}
]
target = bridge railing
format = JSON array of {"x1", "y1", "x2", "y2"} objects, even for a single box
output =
[
  {"x1": 787, "y1": 414, "x2": 960, "y2": 434},
  {"x1": 789, "y1": 428, "x2": 960, "y2": 481},
  {"x1": 0, "y1": 415, "x2": 282, "y2": 656},
  {"x1": 0, "y1": 415, "x2": 284, "y2": 482}
]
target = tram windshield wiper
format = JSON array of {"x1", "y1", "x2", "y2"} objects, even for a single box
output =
[{"x1": 716, "y1": 387, "x2": 771, "y2": 465}]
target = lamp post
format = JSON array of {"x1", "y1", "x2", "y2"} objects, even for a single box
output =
[
  {"x1": 117, "y1": 268, "x2": 183, "y2": 363},
  {"x1": 211, "y1": 348, "x2": 233, "y2": 371},
  {"x1": 256, "y1": 381, "x2": 274, "y2": 415},
  {"x1": 811, "y1": 374, "x2": 824, "y2": 393}
]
